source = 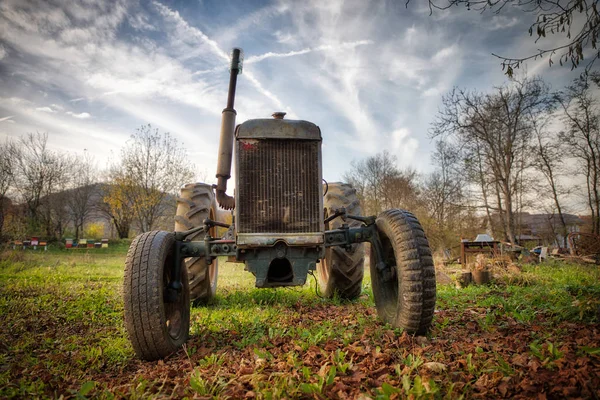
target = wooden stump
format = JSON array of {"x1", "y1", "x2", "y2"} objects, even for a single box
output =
[
  {"x1": 472, "y1": 270, "x2": 491, "y2": 285},
  {"x1": 457, "y1": 271, "x2": 472, "y2": 288}
]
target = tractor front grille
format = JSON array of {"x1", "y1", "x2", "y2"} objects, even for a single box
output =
[{"x1": 237, "y1": 139, "x2": 321, "y2": 234}]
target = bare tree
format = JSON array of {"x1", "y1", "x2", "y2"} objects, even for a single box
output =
[
  {"x1": 557, "y1": 74, "x2": 600, "y2": 234},
  {"x1": 9, "y1": 133, "x2": 71, "y2": 236},
  {"x1": 101, "y1": 176, "x2": 135, "y2": 239},
  {"x1": 103, "y1": 125, "x2": 195, "y2": 235},
  {"x1": 0, "y1": 141, "x2": 14, "y2": 238},
  {"x1": 465, "y1": 139, "x2": 497, "y2": 233},
  {"x1": 425, "y1": 140, "x2": 464, "y2": 229},
  {"x1": 530, "y1": 110, "x2": 570, "y2": 244},
  {"x1": 343, "y1": 151, "x2": 421, "y2": 217},
  {"x1": 414, "y1": 0, "x2": 600, "y2": 75},
  {"x1": 431, "y1": 76, "x2": 551, "y2": 244},
  {"x1": 67, "y1": 151, "x2": 98, "y2": 240},
  {"x1": 41, "y1": 177, "x2": 72, "y2": 239}
]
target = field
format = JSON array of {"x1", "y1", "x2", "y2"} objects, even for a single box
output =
[{"x1": 1, "y1": 246, "x2": 599, "y2": 399}]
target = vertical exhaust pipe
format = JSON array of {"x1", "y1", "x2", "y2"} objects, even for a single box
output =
[{"x1": 216, "y1": 48, "x2": 243, "y2": 210}]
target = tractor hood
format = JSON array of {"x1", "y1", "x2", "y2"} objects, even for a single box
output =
[{"x1": 236, "y1": 119, "x2": 322, "y2": 140}]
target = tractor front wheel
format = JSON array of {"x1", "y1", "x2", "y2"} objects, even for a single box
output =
[
  {"x1": 370, "y1": 209, "x2": 436, "y2": 335},
  {"x1": 123, "y1": 231, "x2": 190, "y2": 360}
]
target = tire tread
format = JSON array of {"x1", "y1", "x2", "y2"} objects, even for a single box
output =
[
  {"x1": 370, "y1": 209, "x2": 436, "y2": 335},
  {"x1": 318, "y1": 182, "x2": 365, "y2": 299}
]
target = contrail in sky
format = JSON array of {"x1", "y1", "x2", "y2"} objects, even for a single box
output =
[
  {"x1": 245, "y1": 40, "x2": 373, "y2": 64},
  {"x1": 154, "y1": 1, "x2": 287, "y2": 109},
  {"x1": 192, "y1": 40, "x2": 374, "y2": 75}
]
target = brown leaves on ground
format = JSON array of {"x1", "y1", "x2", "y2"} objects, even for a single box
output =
[
  {"x1": 2, "y1": 276, "x2": 600, "y2": 399},
  {"x1": 83, "y1": 302, "x2": 600, "y2": 399}
]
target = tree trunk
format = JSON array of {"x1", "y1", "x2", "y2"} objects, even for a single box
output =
[
  {"x1": 501, "y1": 179, "x2": 516, "y2": 245},
  {"x1": 494, "y1": 181, "x2": 509, "y2": 242},
  {"x1": 111, "y1": 217, "x2": 130, "y2": 239},
  {"x1": 117, "y1": 222, "x2": 130, "y2": 239},
  {"x1": 586, "y1": 160, "x2": 596, "y2": 234},
  {"x1": 550, "y1": 183, "x2": 568, "y2": 246},
  {"x1": 0, "y1": 199, "x2": 5, "y2": 239},
  {"x1": 475, "y1": 142, "x2": 494, "y2": 237}
]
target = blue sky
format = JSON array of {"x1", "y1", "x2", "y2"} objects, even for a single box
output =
[{"x1": 0, "y1": 0, "x2": 585, "y2": 184}]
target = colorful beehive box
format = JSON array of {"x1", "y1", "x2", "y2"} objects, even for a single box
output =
[
  {"x1": 79, "y1": 239, "x2": 87, "y2": 248},
  {"x1": 65, "y1": 239, "x2": 73, "y2": 249},
  {"x1": 101, "y1": 239, "x2": 109, "y2": 248}
]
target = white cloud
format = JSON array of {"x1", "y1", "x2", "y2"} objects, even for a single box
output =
[
  {"x1": 432, "y1": 45, "x2": 458, "y2": 64},
  {"x1": 35, "y1": 106, "x2": 55, "y2": 113},
  {"x1": 153, "y1": 1, "x2": 290, "y2": 113},
  {"x1": 0, "y1": 0, "x2": 576, "y2": 182},
  {"x1": 218, "y1": 3, "x2": 290, "y2": 43},
  {"x1": 0, "y1": 116, "x2": 15, "y2": 122},
  {"x1": 0, "y1": 44, "x2": 6, "y2": 60},
  {"x1": 59, "y1": 27, "x2": 93, "y2": 44},
  {"x1": 488, "y1": 16, "x2": 519, "y2": 31},
  {"x1": 153, "y1": 1, "x2": 229, "y2": 62},
  {"x1": 390, "y1": 128, "x2": 419, "y2": 165},
  {"x1": 273, "y1": 30, "x2": 296, "y2": 45},
  {"x1": 422, "y1": 87, "x2": 440, "y2": 98},
  {"x1": 127, "y1": 13, "x2": 157, "y2": 32},
  {"x1": 192, "y1": 66, "x2": 225, "y2": 76},
  {"x1": 0, "y1": 96, "x2": 124, "y2": 152},
  {"x1": 66, "y1": 111, "x2": 91, "y2": 119},
  {"x1": 404, "y1": 26, "x2": 418, "y2": 46}
]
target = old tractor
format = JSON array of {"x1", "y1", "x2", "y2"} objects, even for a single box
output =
[{"x1": 123, "y1": 48, "x2": 436, "y2": 361}]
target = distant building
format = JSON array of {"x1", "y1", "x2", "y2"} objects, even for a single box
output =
[{"x1": 516, "y1": 212, "x2": 584, "y2": 248}]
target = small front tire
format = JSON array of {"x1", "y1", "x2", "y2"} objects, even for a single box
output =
[
  {"x1": 370, "y1": 209, "x2": 436, "y2": 335},
  {"x1": 123, "y1": 231, "x2": 190, "y2": 361}
]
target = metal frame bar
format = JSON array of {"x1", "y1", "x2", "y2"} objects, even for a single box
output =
[{"x1": 165, "y1": 214, "x2": 392, "y2": 302}]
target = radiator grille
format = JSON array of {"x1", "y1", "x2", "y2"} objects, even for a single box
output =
[{"x1": 237, "y1": 139, "x2": 320, "y2": 233}]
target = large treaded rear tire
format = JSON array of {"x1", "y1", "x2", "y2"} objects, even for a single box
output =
[
  {"x1": 318, "y1": 182, "x2": 365, "y2": 299},
  {"x1": 370, "y1": 209, "x2": 436, "y2": 334},
  {"x1": 174, "y1": 183, "x2": 218, "y2": 305},
  {"x1": 123, "y1": 231, "x2": 190, "y2": 360}
]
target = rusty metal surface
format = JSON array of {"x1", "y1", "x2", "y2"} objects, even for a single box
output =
[
  {"x1": 236, "y1": 233, "x2": 324, "y2": 248},
  {"x1": 236, "y1": 138, "x2": 322, "y2": 234},
  {"x1": 236, "y1": 119, "x2": 322, "y2": 140}
]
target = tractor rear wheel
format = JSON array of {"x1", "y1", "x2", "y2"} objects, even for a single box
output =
[
  {"x1": 174, "y1": 183, "x2": 218, "y2": 305},
  {"x1": 370, "y1": 209, "x2": 436, "y2": 335},
  {"x1": 318, "y1": 182, "x2": 365, "y2": 299},
  {"x1": 123, "y1": 231, "x2": 190, "y2": 360}
]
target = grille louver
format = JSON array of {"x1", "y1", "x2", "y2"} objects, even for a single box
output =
[{"x1": 237, "y1": 139, "x2": 320, "y2": 233}]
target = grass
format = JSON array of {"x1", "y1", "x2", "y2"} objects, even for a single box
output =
[{"x1": 0, "y1": 248, "x2": 599, "y2": 399}]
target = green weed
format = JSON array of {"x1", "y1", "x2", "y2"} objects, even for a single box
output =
[{"x1": 189, "y1": 371, "x2": 228, "y2": 398}]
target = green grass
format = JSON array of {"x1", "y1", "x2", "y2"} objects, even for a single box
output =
[{"x1": 0, "y1": 249, "x2": 599, "y2": 399}]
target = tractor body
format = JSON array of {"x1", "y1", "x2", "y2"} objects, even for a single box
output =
[{"x1": 123, "y1": 47, "x2": 436, "y2": 361}]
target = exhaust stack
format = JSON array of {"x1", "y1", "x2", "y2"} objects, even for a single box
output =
[{"x1": 216, "y1": 48, "x2": 243, "y2": 210}]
